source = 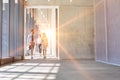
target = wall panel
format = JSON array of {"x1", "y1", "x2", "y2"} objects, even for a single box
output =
[
  {"x1": 94, "y1": 0, "x2": 102, "y2": 4},
  {"x1": 107, "y1": 0, "x2": 120, "y2": 64},
  {"x1": 94, "y1": 0, "x2": 107, "y2": 61},
  {"x1": 0, "y1": 0, "x2": 2, "y2": 58},
  {"x1": 26, "y1": 9, "x2": 29, "y2": 36},
  {"x1": 16, "y1": 0, "x2": 19, "y2": 57},
  {"x1": 26, "y1": 0, "x2": 94, "y2": 60},
  {"x1": 94, "y1": 0, "x2": 120, "y2": 66},
  {"x1": 9, "y1": 0, "x2": 15, "y2": 57},
  {"x1": 18, "y1": 0, "x2": 24, "y2": 57},
  {"x1": 0, "y1": 0, "x2": 24, "y2": 65},
  {"x1": 2, "y1": 0, "x2": 10, "y2": 58},
  {"x1": 59, "y1": 6, "x2": 94, "y2": 59}
]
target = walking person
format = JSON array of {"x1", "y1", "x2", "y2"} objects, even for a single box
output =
[
  {"x1": 41, "y1": 33, "x2": 48, "y2": 59},
  {"x1": 37, "y1": 33, "x2": 42, "y2": 56},
  {"x1": 27, "y1": 28, "x2": 35, "y2": 59}
]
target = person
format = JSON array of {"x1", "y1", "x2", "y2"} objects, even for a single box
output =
[
  {"x1": 41, "y1": 33, "x2": 48, "y2": 59},
  {"x1": 34, "y1": 25, "x2": 42, "y2": 57},
  {"x1": 37, "y1": 33, "x2": 42, "y2": 55},
  {"x1": 27, "y1": 28, "x2": 35, "y2": 59}
]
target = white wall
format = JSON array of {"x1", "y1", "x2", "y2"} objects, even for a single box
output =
[{"x1": 26, "y1": 0, "x2": 94, "y2": 59}]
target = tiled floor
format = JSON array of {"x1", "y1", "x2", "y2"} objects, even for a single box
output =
[
  {"x1": 0, "y1": 59, "x2": 120, "y2": 80},
  {"x1": 25, "y1": 48, "x2": 57, "y2": 60}
]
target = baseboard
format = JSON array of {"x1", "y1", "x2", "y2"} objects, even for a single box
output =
[
  {"x1": 96, "y1": 60, "x2": 120, "y2": 66},
  {"x1": 14, "y1": 56, "x2": 24, "y2": 62},
  {"x1": 0, "y1": 57, "x2": 13, "y2": 65},
  {"x1": 0, "y1": 55, "x2": 24, "y2": 66},
  {"x1": 60, "y1": 58, "x2": 94, "y2": 60}
]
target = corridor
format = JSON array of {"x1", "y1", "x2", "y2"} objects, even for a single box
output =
[
  {"x1": 0, "y1": 0, "x2": 120, "y2": 80},
  {"x1": 0, "y1": 59, "x2": 120, "y2": 80}
]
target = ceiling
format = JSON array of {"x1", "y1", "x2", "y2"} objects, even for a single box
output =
[{"x1": 26, "y1": 0, "x2": 93, "y2": 6}]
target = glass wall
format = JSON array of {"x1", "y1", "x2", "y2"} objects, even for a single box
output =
[
  {"x1": 0, "y1": 0, "x2": 24, "y2": 64},
  {"x1": 0, "y1": 0, "x2": 2, "y2": 59},
  {"x1": 2, "y1": 0, "x2": 10, "y2": 58},
  {"x1": 9, "y1": 0, "x2": 15, "y2": 57}
]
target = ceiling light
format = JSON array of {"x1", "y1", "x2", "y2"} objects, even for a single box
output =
[
  {"x1": 41, "y1": 11, "x2": 43, "y2": 15},
  {"x1": 15, "y1": 0, "x2": 18, "y2": 4},
  {"x1": 70, "y1": 0, "x2": 72, "y2": 2}
]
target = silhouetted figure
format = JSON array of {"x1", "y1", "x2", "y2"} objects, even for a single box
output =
[
  {"x1": 37, "y1": 34, "x2": 42, "y2": 55},
  {"x1": 42, "y1": 33, "x2": 48, "y2": 59},
  {"x1": 27, "y1": 29, "x2": 35, "y2": 59},
  {"x1": 35, "y1": 25, "x2": 42, "y2": 57}
]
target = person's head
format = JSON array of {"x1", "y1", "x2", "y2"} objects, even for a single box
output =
[
  {"x1": 42, "y1": 32, "x2": 46, "y2": 37},
  {"x1": 31, "y1": 28, "x2": 34, "y2": 34}
]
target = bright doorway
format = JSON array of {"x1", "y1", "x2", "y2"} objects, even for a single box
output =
[{"x1": 24, "y1": 6, "x2": 59, "y2": 60}]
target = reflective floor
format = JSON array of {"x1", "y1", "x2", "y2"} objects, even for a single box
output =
[
  {"x1": 25, "y1": 46, "x2": 57, "y2": 60},
  {"x1": 0, "y1": 60, "x2": 60, "y2": 80},
  {"x1": 0, "y1": 59, "x2": 120, "y2": 80}
]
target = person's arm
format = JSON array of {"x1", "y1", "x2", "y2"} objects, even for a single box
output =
[{"x1": 27, "y1": 34, "x2": 30, "y2": 45}]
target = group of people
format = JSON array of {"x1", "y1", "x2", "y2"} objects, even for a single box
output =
[{"x1": 26, "y1": 28, "x2": 48, "y2": 59}]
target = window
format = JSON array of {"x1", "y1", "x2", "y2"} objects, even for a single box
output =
[{"x1": 2, "y1": 0, "x2": 9, "y2": 58}]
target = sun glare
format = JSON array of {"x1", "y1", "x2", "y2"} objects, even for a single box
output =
[{"x1": 0, "y1": 62, "x2": 60, "y2": 80}]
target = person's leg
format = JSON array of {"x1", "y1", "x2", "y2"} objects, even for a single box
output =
[
  {"x1": 31, "y1": 48, "x2": 33, "y2": 59},
  {"x1": 39, "y1": 44, "x2": 42, "y2": 57},
  {"x1": 39, "y1": 44, "x2": 41, "y2": 53},
  {"x1": 44, "y1": 50, "x2": 46, "y2": 59},
  {"x1": 27, "y1": 49, "x2": 30, "y2": 56},
  {"x1": 43, "y1": 49, "x2": 44, "y2": 58},
  {"x1": 43, "y1": 48, "x2": 46, "y2": 59},
  {"x1": 31, "y1": 44, "x2": 34, "y2": 59}
]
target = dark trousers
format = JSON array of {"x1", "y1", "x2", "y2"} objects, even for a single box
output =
[
  {"x1": 38, "y1": 44, "x2": 42, "y2": 53},
  {"x1": 29, "y1": 43, "x2": 35, "y2": 59},
  {"x1": 43, "y1": 49, "x2": 46, "y2": 59}
]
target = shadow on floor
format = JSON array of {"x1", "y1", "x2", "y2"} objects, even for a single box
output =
[{"x1": 0, "y1": 59, "x2": 120, "y2": 80}]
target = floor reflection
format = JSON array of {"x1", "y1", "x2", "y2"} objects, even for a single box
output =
[{"x1": 0, "y1": 60, "x2": 60, "y2": 80}]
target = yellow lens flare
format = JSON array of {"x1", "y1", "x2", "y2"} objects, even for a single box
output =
[
  {"x1": 59, "y1": 43, "x2": 93, "y2": 80},
  {"x1": 60, "y1": 10, "x2": 92, "y2": 28}
]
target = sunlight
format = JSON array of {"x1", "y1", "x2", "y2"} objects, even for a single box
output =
[
  {"x1": 39, "y1": 63, "x2": 60, "y2": 66},
  {"x1": 11, "y1": 63, "x2": 24, "y2": 66},
  {"x1": 0, "y1": 73, "x2": 19, "y2": 78},
  {"x1": 18, "y1": 74, "x2": 47, "y2": 78},
  {"x1": 19, "y1": 74, "x2": 56, "y2": 79},
  {"x1": 23, "y1": 63, "x2": 39, "y2": 66},
  {"x1": 70, "y1": 0, "x2": 72, "y2": 2},
  {"x1": 59, "y1": 43, "x2": 93, "y2": 80},
  {"x1": 42, "y1": 25, "x2": 56, "y2": 40},
  {"x1": 3, "y1": 0, "x2": 9, "y2": 11},
  {"x1": 0, "y1": 77, "x2": 13, "y2": 80},
  {"x1": 46, "y1": 29, "x2": 51, "y2": 37},
  {"x1": 60, "y1": 10, "x2": 92, "y2": 28},
  {"x1": 0, "y1": 62, "x2": 60, "y2": 80},
  {"x1": 15, "y1": 0, "x2": 18, "y2": 4},
  {"x1": 29, "y1": 66, "x2": 59, "y2": 73},
  {"x1": 0, "y1": 65, "x2": 16, "y2": 71},
  {"x1": 7, "y1": 66, "x2": 33, "y2": 72}
]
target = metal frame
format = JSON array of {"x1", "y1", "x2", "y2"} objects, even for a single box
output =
[{"x1": 24, "y1": 6, "x2": 60, "y2": 59}]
